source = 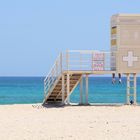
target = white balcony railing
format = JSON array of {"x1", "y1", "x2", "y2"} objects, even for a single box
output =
[{"x1": 63, "y1": 50, "x2": 116, "y2": 71}]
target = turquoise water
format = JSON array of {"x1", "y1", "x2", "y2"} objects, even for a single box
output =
[
  {"x1": 0, "y1": 77, "x2": 140, "y2": 105},
  {"x1": 0, "y1": 77, "x2": 44, "y2": 104}
]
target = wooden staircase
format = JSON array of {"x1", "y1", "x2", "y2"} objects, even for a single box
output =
[{"x1": 44, "y1": 73, "x2": 82, "y2": 104}]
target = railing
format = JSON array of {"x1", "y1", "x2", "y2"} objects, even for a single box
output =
[
  {"x1": 44, "y1": 53, "x2": 62, "y2": 98},
  {"x1": 63, "y1": 50, "x2": 116, "y2": 71},
  {"x1": 44, "y1": 50, "x2": 116, "y2": 98}
]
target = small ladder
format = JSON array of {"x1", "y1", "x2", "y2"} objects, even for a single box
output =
[{"x1": 126, "y1": 73, "x2": 137, "y2": 105}]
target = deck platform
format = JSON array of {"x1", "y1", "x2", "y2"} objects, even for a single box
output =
[{"x1": 63, "y1": 70, "x2": 116, "y2": 75}]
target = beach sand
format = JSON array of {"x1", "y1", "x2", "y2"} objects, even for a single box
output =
[{"x1": 0, "y1": 104, "x2": 140, "y2": 140}]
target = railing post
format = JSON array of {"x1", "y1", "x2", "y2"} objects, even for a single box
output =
[
  {"x1": 62, "y1": 74, "x2": 65, "y2": 104},
  {"x1": 86, "y1": 74, "x2": 89, "y2": 105},
  {"x1": 66, "y1": 50, "x2": 69, "y2": 71},
  {"x1": 44, "y1": 80, "x2": 46, "y2": 99},
  {"x1": 67, "y1": 73, "x2": 70, "y2": 104},
  {"x1": 60, "y1": 52, "x2": 63, "y2": 74}
]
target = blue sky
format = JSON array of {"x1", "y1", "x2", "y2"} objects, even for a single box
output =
[{"x1": 0, "y1": 0, "x2": 139, "y2": 76}]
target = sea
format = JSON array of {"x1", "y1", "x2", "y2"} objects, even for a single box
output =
[{"x1": 0, "y1": 77, "x2": 140, "y2": 105}]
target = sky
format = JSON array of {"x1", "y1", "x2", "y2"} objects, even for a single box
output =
[{"x1": 0, "y1": 0, "x2": 140, "y2": 76}]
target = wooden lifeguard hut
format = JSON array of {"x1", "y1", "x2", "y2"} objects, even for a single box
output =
[{"x1": 43, "y1": 14, "x2": 140, "y2": 105}]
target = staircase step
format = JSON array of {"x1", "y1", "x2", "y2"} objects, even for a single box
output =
[
  {"x1": 50, "y1": 94, "x2": 67, "y2": 97},
  {"x1": 45, "y1": 73, "x2": 82, "y2": 103},
  {"x1": 47, "y1": 99, "x2": 55, "y2": 101},
  {"x1": 127, "y1": 87, "x2": 134, "y2": 89},
  {"x1": 56, "y1": 83, "x2": 77, "y2": 86},
  {"x1": 127, "y1": 93, "x2": 134, "y2": 96},
  {"x1": 48, "y1": 96, "x2": 67, "y2": 100}
]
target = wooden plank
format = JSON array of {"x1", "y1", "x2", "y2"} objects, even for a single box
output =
[
  {"x1": 66, "y1": 50, "x2": 69, "y2": 71},
  {"x1": 57, "y1": 82, "x2": 77, "y2": 86},
  {"x1": 80, "y1": 77, "x2": 83, "y2": 104},
  {"x1": 62, "y1": 74, "x2": 65, "y2": 104},
  {"x1": 69, "y1": 75, "x2": 82, "y2": 97},
  {"x1": 127, "y1": 74, "x2": 130, "y2": 105},
  {"x1": 63, "y1": 70, "x2": 116, "y2": 75},
  {"x1": 60, "y1": 52, "x2": 62, "y2": 73},
  {"x1": 134, "y1": 73, "x2": 137, "y2": 105},
  {"x1": 111, "y1": 27, "x2": 117, "y2": 34},
  {"x1": 111, "y1": 39, "x2": 117, "y2": 46},
  {"x1": 85, "y1": 75, "x2": 88, "y2": 104},
  {"x1": 44, "y1": 80, "x2": 46, "y2": 99},
  {"x1": 67, "y1": 74, "x2": 70, "y2": 104}
]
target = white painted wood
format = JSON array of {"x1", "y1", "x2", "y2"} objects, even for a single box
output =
[
  {"x1": 43, "y1": 74, "x2": 62, "y2": 104},
  {"x1": 67, "y1": 74, "x2": 70, "y2": 104},
  {"x1": 62, "y1": 74, "x2": 65, "y2": 104},
  {"x1": 68, "y1": 50, "x2": 111, "y2": 54},
  {"x1": 80, "y1": 53, "x2": 82, "y2": 70},
  {"x1": 60, "y1": 52, "x2": 62, "y2": 73},
  {"x1": 127, "y1": 74, "x2": 130, "y2": 105},
  {"x1": 44, "y1": 80, "x2": 46, "y2": 99},
  {"x1": 80, "y1": 77, "x2": 83, "y2": 104},
  {"x1": 66, "y1": 50, "x2": 69, "y2": 71},
  {"x1": 123, "y1": 52, "x2": 138, "y2": 67},
  {"x1": 86, "y1": 74, "x2": 89, "y2": 105},
  {"x1": 134, "y1": 73, "x2": 137, "y2": 105},
  {"x1": 56, "y1": 60, "x2": 58, "y2": 76},
  {"x1": 63, "y1": 70, "x2": 116, "y2": 75}
]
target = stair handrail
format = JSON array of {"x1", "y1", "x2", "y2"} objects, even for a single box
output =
[{"x1": 44, "y1": 53, "x2": 62, "y2": 98}]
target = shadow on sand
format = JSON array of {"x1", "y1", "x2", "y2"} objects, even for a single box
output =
[{"x1": 42, "y1": 103, "x2": 127, "y2": 108}]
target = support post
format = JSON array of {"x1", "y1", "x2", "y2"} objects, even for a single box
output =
[
  {"x1": 80, "y1": 77, "x2": 83, "y2": 105},
  {"x1": 62, "y1": 74, "x2": 65, "y2": 104},
  {"x1": 44, "y1": 80, "x2": 46, "y2": 99},
  {"x1": 133, "y1": 73, "x2": 137, "y2": 105},
  {"x1": 86, "y1": 74, "x2": 89, "y2": 105},
  {"x1": 67, "y1": 73, "x2": 70, "y2": 104},
  {"x1": 127, "y1": 73, "x2": 130, "y2": 105},
  {"x1": 66, "y1": 50, "x2": 69, "y2": 71},
  {"x1": 60, "y1": 52, "x2": 62, "y2": 74}
]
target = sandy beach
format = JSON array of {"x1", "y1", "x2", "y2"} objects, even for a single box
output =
[{"x1": 0, "y1": 104, "x2": 140, "y2": 140}]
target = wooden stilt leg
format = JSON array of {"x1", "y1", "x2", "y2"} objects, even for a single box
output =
[
  {"x1": 62, "y1": 74, "x2": 65, "y2": 104},
  {"x1": 67, "y1": 73, "x2": 70, "y2": 104},
  {"x1": 80, "y1": 77, "x2": 83, "y2": 105},
  {"x1": 127, "y1": 74, "x2": 130, "y2": 105},
  {"x1": 134, "y1": 73, "x2": 137, "y2": 105},
  {"x1": 86, "y1": 74, "x2": 89, "y2": 105}
]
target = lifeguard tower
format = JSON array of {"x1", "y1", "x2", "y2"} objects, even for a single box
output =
[{"x1": 43, "y1": 14, "x2": 140, "y2": 105}]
